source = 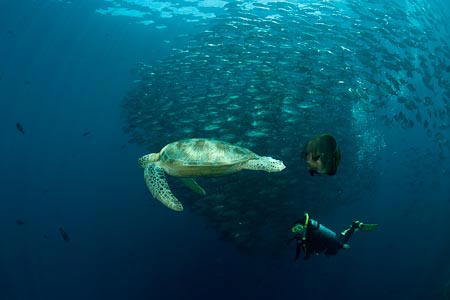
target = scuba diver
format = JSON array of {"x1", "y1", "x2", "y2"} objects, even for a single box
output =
[{"x1": 289, "y1": 212, "x2": 378, "y2": 260}]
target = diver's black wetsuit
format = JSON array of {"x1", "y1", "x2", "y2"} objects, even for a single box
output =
[{"x1": 293, "y1": 216, "x2": 359, "y2": 260}]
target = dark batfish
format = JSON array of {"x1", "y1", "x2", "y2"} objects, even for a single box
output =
[
  {"x1": 59, "y1": 227, "x2": 70, "y2": 242},
  {"x1": 16, "y1": 219, "x2": 25, "y2": 226},
  {"x1": 16, "y1": 122, "x2": 25, "y2": 134},
  {"x1": 302, "y1": 134, "x2": 341, "y2": 176}
]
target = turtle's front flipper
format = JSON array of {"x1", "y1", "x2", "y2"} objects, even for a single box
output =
[
  {"x1": 144, "y1": 164, "x2": 183, "y2": 211},
  {"x1": 179, "y1": 178, "x2": 206, "y2": 195}
]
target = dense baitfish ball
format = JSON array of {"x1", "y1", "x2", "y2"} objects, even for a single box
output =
[{"x1": 122, "y1": 0, "x2": 450, "y2": 254}]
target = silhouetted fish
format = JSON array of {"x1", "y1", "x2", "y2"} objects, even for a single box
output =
[
  {"x1": 16, "y1": 122, "x2": 25, "y2": 134},
  {"x1": 59, "y1": 227, "x2": 70, "y2": 242},
  {"x1": 302, "y1": 134, "x2": 341, "y2": 176},
  {"x1": 82, "y1": 130, "x2": 91, "y2": 137},
  {"x1": 16, "y1": 219, "x2": 25, "y2": 226}
]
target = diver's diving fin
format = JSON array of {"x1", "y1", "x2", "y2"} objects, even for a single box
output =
[{"x1": 359, "y1": 223, "x2": 378, "y2": 231}]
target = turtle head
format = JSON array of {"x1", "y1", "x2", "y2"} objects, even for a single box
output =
[
  {"x1": 138, "y1": 153, "x2": 159, "y2": 168},
  {"x1": 269, "y1": 157, "x2": 286, "y2": 172},
  {"x1": 258, "y1": 156, "x2": 286, "y2": 172}
]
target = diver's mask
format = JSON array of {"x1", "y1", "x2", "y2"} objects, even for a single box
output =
[
  {"x1": 291, "y1": 224, "x2": 305, "y2": 234},
  {"x1": 291, "y1": 212, "x2": 310, "y2": 241}
]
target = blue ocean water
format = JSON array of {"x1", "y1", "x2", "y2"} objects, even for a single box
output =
[{"x1": 1, "y1": 0, "x2": 449, "y2": 300}]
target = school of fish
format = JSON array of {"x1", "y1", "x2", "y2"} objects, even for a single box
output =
[{"x1": 122, "y1": 0, "x2": 450, "y2": 254}]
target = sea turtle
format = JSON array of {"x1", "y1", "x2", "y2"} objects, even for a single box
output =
[
  {"x1": 139, "y1": 138, "x2": 286, "y2": 211},
  {"x1": 301, "y1": 134, "x2": 341, "y2": 176}
]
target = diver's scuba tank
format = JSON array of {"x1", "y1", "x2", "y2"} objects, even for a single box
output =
[
  {"x1": 292, "y1": 213, "x2": 338, "y2": 242},
  {"x1": 308, "y1": 217, "x2": 338, "y2": 241}
]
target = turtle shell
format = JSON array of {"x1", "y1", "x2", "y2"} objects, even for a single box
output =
[
  {"x1": 160, "y1": 139, "x2": 257, "y2": 167},
  {"x1": 159, "y1": 139, "x2": 258, "y2": 177}
]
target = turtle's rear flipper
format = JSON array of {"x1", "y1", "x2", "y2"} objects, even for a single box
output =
[
  {"x1": 144, "y1": 164, "x2": 183, "y2": 211},
  {"x1": 359, "y1": 223, "x2": 378, "y2": 231},
  {"x1": 180, "y1": 178, "x2": 206, "y2": 195}
]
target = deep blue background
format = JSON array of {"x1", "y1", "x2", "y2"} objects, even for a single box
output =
[{"x1": 1, "y1": 1, "x2": 449, "y2": 299}]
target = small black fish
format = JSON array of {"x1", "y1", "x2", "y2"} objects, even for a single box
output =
[
  {"x1": 59, "y1": 227, "x2": 70, "y2": 242},
  {"x1": 16, "y1": 122, "x2": 25, "y2": 134},
  {"x1": 24, "y1": 80, "x2": 31, "y2": 85},
  {"x1": 82, "y1": 130, "x2": 91, "y2": 137},
  {"x1": 43, "y1": 234, "x2": 49, "y2": 239},
  {"x1": 16, "y1": 219, "x2": 25, "y2": 226}
]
